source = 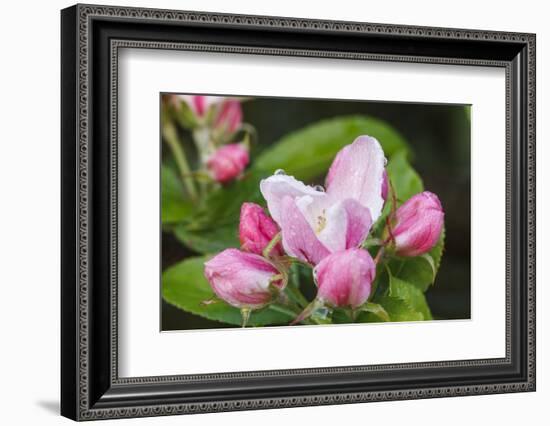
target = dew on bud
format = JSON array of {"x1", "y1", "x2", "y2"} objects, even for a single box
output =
[{"x1": 274, "y1": 169, "x2": 286, "y2": 176}]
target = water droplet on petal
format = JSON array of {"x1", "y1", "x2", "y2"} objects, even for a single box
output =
[
  {"x1": 383, "y1": 157, "x2": 388, "y2": 166},
  {"x1": 314, "y1": 185, "x2": 325, "y2": 192},
  {"x1": 274, "y1": 169, "x2": 286, "y2": 176}
]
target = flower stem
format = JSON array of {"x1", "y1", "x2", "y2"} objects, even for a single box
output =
[
  {"x1": 284, "y1": 283, "x2": 309, "y2": 309},
  {"x1": 290, "y1": 299, "x2": 324, "y2": 326},
  {"x1": 374, "y1": 246, "x2": 385, "y2": 264},
  {"x1": 162, "y1": 122, "x2": 198, "y2": 201},
  {"x1": 263, "y1": 233, "x2": 282, "y2": 259},
  {"x1": 237, "y1": 123, "x2": 258, "y2": 148},
  {"x1": 240, "y1": 308, "x2": 251, "y2": 328},
  {"x1": 389, "y1": 178, "x2": 398, "y2": 221},
  {"x1": 269, "y1": 304, "x2": 316, "y2": 325},
  {"x1": 193, "y1": 127, "x2": 215, "y2": 162}
]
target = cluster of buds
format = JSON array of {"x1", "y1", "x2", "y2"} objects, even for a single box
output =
[
  {"x1": 203, "y1": 135, "x2": 445, "y2": 326},
  {"x1": 170, "y1": 95, "x2": 250, "y2": 184},
  {"x1": 204, "y1": 203, "x2": 286, "y2": 326}
]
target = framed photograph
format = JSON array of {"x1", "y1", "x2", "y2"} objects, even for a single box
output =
[{"x1": 61, "y1": 4, "x2": 536, "y2": 421}]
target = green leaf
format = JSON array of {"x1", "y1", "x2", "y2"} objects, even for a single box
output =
[
  {"x1": 331, "y1": 308, "x2": 353, "y2": 324},
  {"x1": 386, "y1": 150, "x2": 423, "y2": 202},
  {"x1": 420, "y1": 253, "x2": 436, "y2": 282},
  {"x1": 253, "y1": 115, "x2": 409, "y2": 181},
  {"x1": 195, "y1": 170, "x2": 267, "y2": 227},
  {"x1": 387, "y1": 228, "x2": 445, "y2": 292},
  {"x1": 174, "y1": 223, "x2": 239, "y2": 254},
  {"x1": 162, "y1": 256, "x2": 293, "y2": 326},
  {"x1": 161, "y1": 165, "x2": 194, "y2": 224},
  {"x1": 284, "y1": 287, "x2": 309, "y2": 310},
  {"x1": 174, "y1": 100, "x2": 198, "y2": 129},
  {"x1": 388, "y1": 274, "x2": 432, "y2": 320},
  {"x1": 374, "y1": 296, "x2": 425, "y2": 322},
  {"x1": 176, "y1": 170, "x2": 269, "y2": 254},
  {"x1": 361, "y1": 302, "x2": 390, "y2": 321}
]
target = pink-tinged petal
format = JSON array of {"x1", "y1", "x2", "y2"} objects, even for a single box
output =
[
  {"x1": 392, "y1": 191, "x2": 444, "y2": 257},
  {"x1": 279, "y1": 196, "x2": 330, "y2": 265},
  {"x1": 239, "y1": 202, "x2": 283, "y2": 256},
  {"x1": 316, "y1": 198, "x2": 372, "y2": 253},
  {"x1": 340, "y1": 198, "x2": 373, "y2": 249},
  {"x1": 381, "y1": 169, "x2": 389, "y2": 201},
  {"x1": 207, "y1": 143, "x2": 249, "y2": 183},
  {"x1": 259, "y1": 174, "x2": 324, "y2": 225},
  {"x1": 325, "y1": 135, "x2": 387, "y2": 222},
  {"x1": 314, "y1": 248, "x2": 375, "y2": 308},
  {"x1": 204, "y1": 249, "x2": 282, "y2": 309}
]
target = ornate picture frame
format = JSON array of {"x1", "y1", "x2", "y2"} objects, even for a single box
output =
[{"x1": 61, "y1": 4, "x2": 535, "y2": 420}]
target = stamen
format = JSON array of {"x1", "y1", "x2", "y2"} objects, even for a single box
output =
[{"x1": 315, "y1": 214, "x2": 327, "y2": 234}]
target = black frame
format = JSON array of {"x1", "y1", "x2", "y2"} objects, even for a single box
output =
[{"x1": 61, "y1": 4, "x2": 536, "y2": 421}]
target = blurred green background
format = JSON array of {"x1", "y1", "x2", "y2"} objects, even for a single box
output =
[{"x1": 162, "y1": 97, "x2": 471, "y2": 330}]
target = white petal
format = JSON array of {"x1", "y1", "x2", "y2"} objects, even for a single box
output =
[
  {"x1": 317, "y1": 198, "x2": 372, "y2": 252},
  {"x1": 259, "y1": 174, "x2": 324, "y2": 224}
]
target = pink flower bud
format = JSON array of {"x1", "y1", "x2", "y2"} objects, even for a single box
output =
[
  {"x1": 239, "y1": 203, "x2": 283, "y2": 256},
  {"x1": 214, "y1": 100, "x2": 242, "y2": 134},
  {"x1": 177, "y1": 95, "x2": 222, "y2": 117},
  {"x1": 391, "y1": 191, "x2": 444, "y2": 257},
  {"x1": 189, "y1": 95, "x2": 208, "y2": 116},
  {"x1": 314, "y1": 248, "x2": 375, "y2": 308},
  {"x1": 207, "y1": 143, "x2": 249, "y2": 183},
  {"x1": 204, "y1": 249, "x2": 284, "y2": 309}
]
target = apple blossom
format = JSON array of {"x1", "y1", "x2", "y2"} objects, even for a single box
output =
[{"x1": 260, "y1": 136, "x2": 385, "y2": 264}]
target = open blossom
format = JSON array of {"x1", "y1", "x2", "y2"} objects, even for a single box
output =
[
  {"x1": 391, "y1": 191, "x2": 444, "y2": 257},
  {"x1": 204, "y1": 249, "x2": 283, "y2": 309},
  {"x1": 314, "y1": 248, "x2": 375, "y2": 308},
  {"x1": 260, "y1": 136, "x2": 386, "y2": 265},
  {"x1": 207, "y1": 143, "x2": 249, "y2": 183},
  {"x1": 239, "y1": 203, "x2": 283, "y2": 256}
]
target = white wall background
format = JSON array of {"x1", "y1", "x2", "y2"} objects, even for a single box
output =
[{"x1": 0, "y1": 0, "x2": 546, "y2": 424}]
